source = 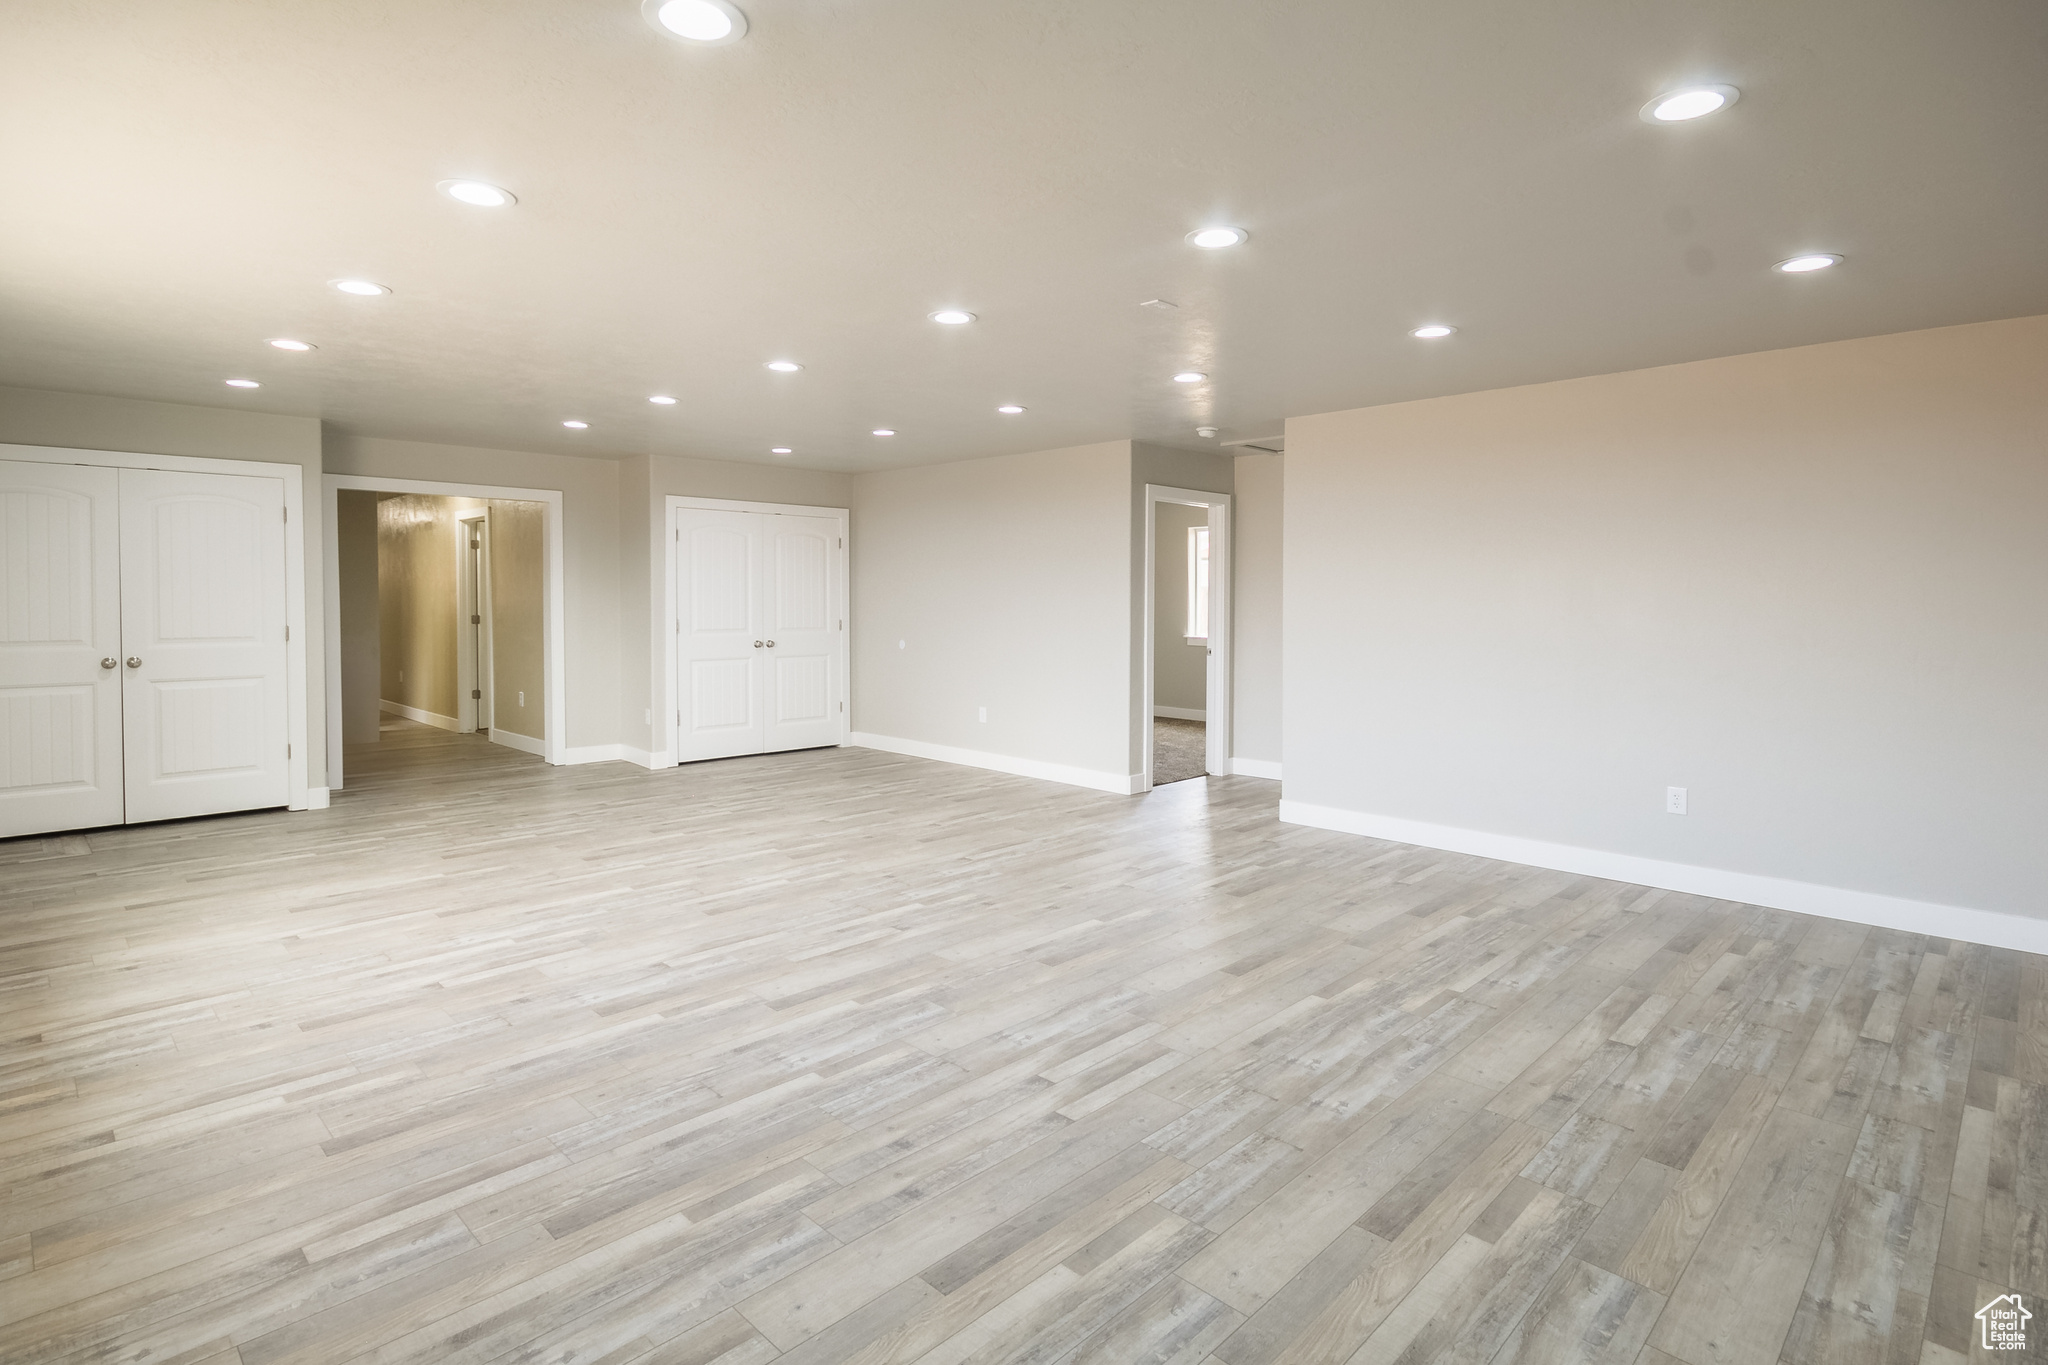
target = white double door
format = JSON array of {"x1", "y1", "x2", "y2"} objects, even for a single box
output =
[
  {"x1": 675, "y1": 508, "x2": 844, "y2": 762},
  {"x1": 0, "y1": 459, "x2": 289, "y2": 838}
]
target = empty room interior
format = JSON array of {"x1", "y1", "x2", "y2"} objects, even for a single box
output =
[{"x1": 1, "y1": 2, "x2": 2043, "y2": 1363}]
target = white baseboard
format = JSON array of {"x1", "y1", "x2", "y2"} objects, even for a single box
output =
[
  {"x1": 490, "y1": 728, "x2": 546, "y2": 757},
  {"x1": 295, "y1": 786, "x2": 331, "y2": 810},
  {"x1": 1278, "y1": 799, "x2": 2048, "y2": 955},
  {"x1": 380, "y1": 700, "x2": 460, "y2": 732},
  {"x1": 621, "y1": 747, "x2": 671, "y2": 770},
  {"x1": 559, "y1": 744, "x2": 622, "y2": 765},
  {"x1": 1154, "y1": 706, "x2": 1207, "y2": 722},
  {"x1": 851, "y1": 732, "x2": 1140, "y2": 795},
  {"x1": 1230, "y1": 758, "x2": 1283, "y2": 781}
]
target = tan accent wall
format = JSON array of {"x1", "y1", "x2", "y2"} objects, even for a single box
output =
[
  {"x1": 1152, "y1": 501, "x2": 1208, "y2": 713},
  {"x1": 377, "y1": 494, "x2": 460, "y2": 722},
  {"x1": 1284, "y1": 313, "x2": 2048, "y2": 919},
  {"x1": 488, "y1": 500, "x2": 546, "y2": 741},
  {"x1": 1230, "y1": 454, "x2": 1282, "y2": 766},
  {"x1": 336, "y1": 489, "x2": 381, "y2": 744}
]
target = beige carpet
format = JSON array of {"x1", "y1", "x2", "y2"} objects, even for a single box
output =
[{"x1": 1153, "y1": 717, "x2": 1207, "y2": 784}]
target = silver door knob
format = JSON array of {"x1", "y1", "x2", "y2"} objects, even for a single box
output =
[
  {"x1": 754, "y1": 640, "x2": 763, "y2": 648},
  {"x1": 766, "y1": 640, "x2": 776, "y2": 648},
  {"x1": 126, "y1": 657, "x2": 142, "y2": 668},
  {"x1": 101, "y1": 657, "x2": 118, "y2": 669}
]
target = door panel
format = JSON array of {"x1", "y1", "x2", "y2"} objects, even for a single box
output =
[
  {"x1": 674, "y1": 507, "x2": 844, "y2": 764},
  {"x1": 675, "y1": 510, "x2": 765, "y2": 760},
  {"x1": 0, "y1": 460, "x2": 124, "y2": 836},
  {"x1": 119, "y1": 468, "x2": 288, "y2": 824},
  {"x1": 759, "y1": 513, "x2": 841, "y2": 752}
]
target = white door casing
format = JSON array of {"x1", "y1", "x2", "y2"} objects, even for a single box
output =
[
  {"x1": 0, "y1": 460, "x2": 126, "y2": 836},
  {"x1": 118, "y1": 467, "x2": 290, "y2": 824},
  {"x1": 672, "y1": 503, "x2": 847, "y2": 764}
]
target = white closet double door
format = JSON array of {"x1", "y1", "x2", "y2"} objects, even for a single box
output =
[
  {"x1": 0, "y1": 459, "x2": 290, "y2": 838},
  {"x1": 675, "y1": 508, "x2": 844, "y2": 762}
]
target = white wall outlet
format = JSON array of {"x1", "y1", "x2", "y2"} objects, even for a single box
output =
[
  {"x1": 898, "y1": 639, "x2": 906, "y2": 649},
  {"x1": 518, "y1": 691, "x2": 525, "y2": 707},
  {"x1": 978, "y1": 706, "x2": 988, "y2": 723},
  {"x1": 1666, "y1": 786, "x2": 1688, "y2": 815}
]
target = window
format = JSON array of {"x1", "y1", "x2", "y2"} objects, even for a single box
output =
[{"x1": 1186, "y1": 524, "x2": 1210, "y2": 640}]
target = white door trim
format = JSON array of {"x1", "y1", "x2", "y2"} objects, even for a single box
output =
[
  {"x1": 1142, "y1": 484, "x2": 1233, "y2": 794},
  {"x1": 455, "y1": 513, "x2": 493, "y2": 733},
  {"x1": 323, "y1": 474, "x2": 566, "y2": 780},
  {"x1": 663, "y1": 495, "x2": 849, "y2": 768},
  {"x1": 1, "y1": 443, "x2": 311, "y2": 812}
]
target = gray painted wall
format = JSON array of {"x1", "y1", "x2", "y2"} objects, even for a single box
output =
[
  {"x1": 1284, "y1": 314, "x2": 2048, "y2": 919},
  {"x1": 852, "y1": 440, "x2": 1134, "y2": 779},
  {"x1": 1231, "y1": 454, "x2": 1283, "y2": 766}
]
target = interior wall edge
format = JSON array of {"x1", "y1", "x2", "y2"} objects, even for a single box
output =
[{"x1": 1280, "y1": 798, "x2": 2048, "y2": 954}]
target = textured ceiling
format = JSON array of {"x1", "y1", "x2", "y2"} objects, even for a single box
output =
[{"x1": 4, "y1": 0, "x2": 2045, "y2": 471}]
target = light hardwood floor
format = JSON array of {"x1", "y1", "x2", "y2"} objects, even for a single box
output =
[{"x1": 1, "y1": 721, "x2": 2041, "y2": 1365}]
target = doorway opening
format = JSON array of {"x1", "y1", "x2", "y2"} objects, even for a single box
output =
[
  {"x1": 323, "y1": 475, "x2": 564, "y2": 787},
  {"x1": 1143, "y1": 484, "x2": 1232, "y2": 791}
]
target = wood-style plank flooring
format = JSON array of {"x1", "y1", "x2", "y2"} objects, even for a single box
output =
[{"x1": 2, "y1": 720, "x2": 2042, "y2": 1364}]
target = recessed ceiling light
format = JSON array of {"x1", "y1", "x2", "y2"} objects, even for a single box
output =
[
  {"x1": 1641, "y1": 85, "x2": 1740, "y2": 123},
  {"x1": 765, "y1": 360, "x2": 803, "y2": 372},
  {"x1": 649, "y1": 395, "x2": 677, "y2": 404},
  {"x1": 225, "y1": 379, "x2": 260, "y2": 388},
  {"x1": 642, "y1": 0, "x2": 746, "y2": 44},
  {"x1": 770, "y1": 447, "x2": 792, "y2": 454},
  {"x1": 1186, "y1": 227, "x2": 1248, "y2": 249},
  {"x1": 1410, "y1": 325, "x2": 1456, "y2": 339},
  {"x1": 563, "y1": 420, "x2": 589, "y2": 429},
  {"x1": 438, "y1": 179, "x2": 516, "y2": 208},
  {"x1": 330, "y1": 279, "x2": 389, "y2": 296},
  {"x1": 268, "y1": 338, "x2": 315, "y2": 351},
  {"x1": 929, "y1": 310, "x2": 976, "y2": 325},
  {"x1": 872, "y1": 429, "x2": 896, "y2": 436},
  {"x1": 997, "y1": 405, "x2": 1025, "y2": 414},
  {"x1": 1196, "y1": 426, "x2": 1219, "y2": 438},
  {"x1": 1775, "y1": 253, "x2": 1843, "y2": 273},
  {"x1": 1173, "y1": 371, "x2": 1207, "y2": 384}
]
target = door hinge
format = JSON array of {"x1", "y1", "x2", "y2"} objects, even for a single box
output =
[
  {"x1": 839, "y1": 701, "x2": 844, "y2": 712},
  {"x1": 284, "y1": 625, "x2": 289, "y2": 641},
  {"x1": 287, "y1": 743, "x2": 291, "y2": 758},
  {"x1": 837, "y1": 537, "x2": 843, "y2": 548},
  {"x1": 282, "y1": 507, "x2": 288, "y2": 522},
  {"x1": 472, "y1": 689, "x2": 482, "y2": 699},
  {"x1": 471, "y1": 614, "x2": 481, "y2": 624}
]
